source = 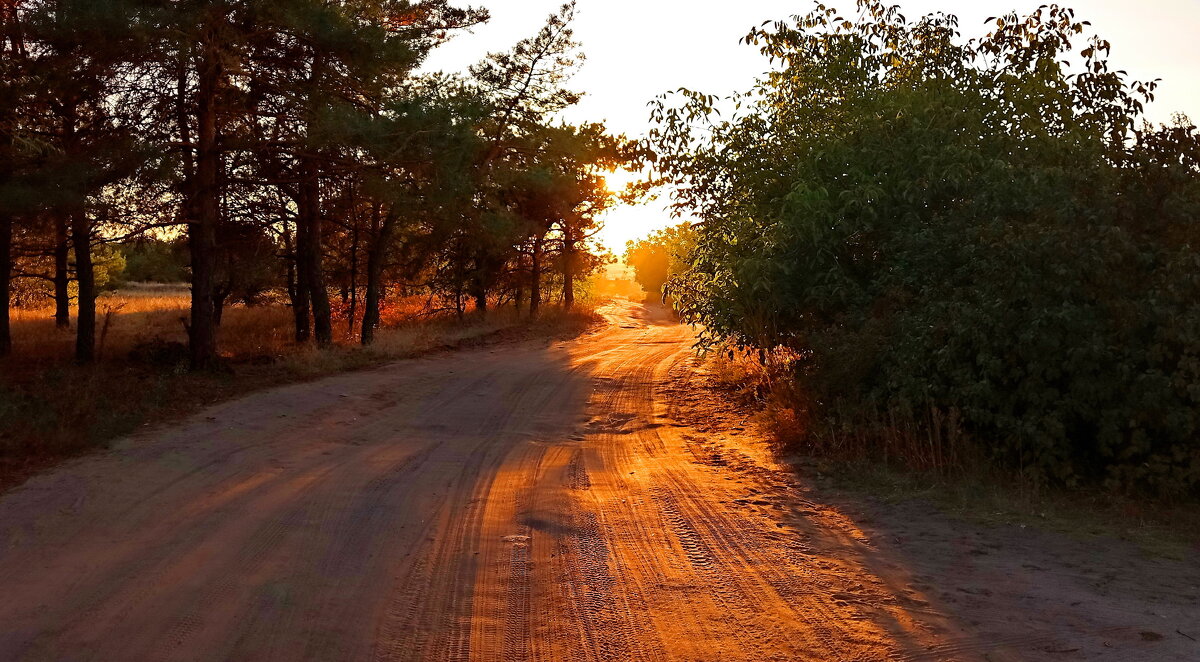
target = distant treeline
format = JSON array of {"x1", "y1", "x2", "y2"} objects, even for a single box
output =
[
  {"x1": 0, "y1": 0, "x2": 642, "y2": 365},
  {"x1": 624, "y1": 223, "x2": 695, "y2": 308},
  {"x1": 653, "y1": 3, "x2": 1200, "y2": 494}
]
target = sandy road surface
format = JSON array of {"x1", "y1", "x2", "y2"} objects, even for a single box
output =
[{"x1": 1, "y1": 299, "x2": 1197, "y2": 661}]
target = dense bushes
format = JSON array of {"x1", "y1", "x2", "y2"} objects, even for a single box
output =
[
  {"x1": 653, "y1": 2, "x2": 1200, "y2": 493},
  {"x1": 118, "y1": 239, "x2": 188, "y2": 284}
]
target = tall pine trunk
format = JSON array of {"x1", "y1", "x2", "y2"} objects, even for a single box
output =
[
  {"x1": 562, "y1": 230, "x2": 575, "y2": 310},
  {"x1": 529, "y1": 235, "x2": 543, "y2": 318},
  {"x1": 0, "y1": 6, "x2": 12, "y2": 358},
  {"x1": 513, "y1": 251, "x2": 526, "y2": 316},
  {"x1": 188, "y1": 31, "x2": 220, "y2": 369},
  {"x1": 54, "y1": 214, "x2": 70, "y2": 328},
  {"x1": 0, "y1": 209, "x2": 10, "y2": 358},
  {"x1": 71, "y1": 211, "x2": 94, "y2": 363},
  {"x1": 297, "y1": 50, "x2": 332, "y2": 349},
  {"x1": 361, "y1": 207, "x2": 395, "y2": 347},
  {"x1": 284, "y1": 222, "x2": 310, "y2": 342},
  {"x1": 471, "y1": 264, "x2": 488, "y2": 315},
  {"x1": 347, "y1": 215, "x2": 358, "y2": 335},
  {"x1": 60, "y1": 104, "x2": 93, "y2": 360},
  {"x1": 361, "y1": 244, "x2": 384, "y2": 346},
  {"x1": 293, "y1": 220, "x2": 313, "y2": 342},
  {"x1": 213, "y1": 286, "x2": 228, "y2": 327},
  {"x1": 0, "y1": 113, "x2": 11, "y2": 357},
  {"x1": 298, "y1": 160, "x2": 331, "y2": 347}
]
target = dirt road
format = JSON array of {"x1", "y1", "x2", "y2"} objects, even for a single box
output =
[{"x1": 0, "y1": 300, "x2": 1196, "y2": 661}]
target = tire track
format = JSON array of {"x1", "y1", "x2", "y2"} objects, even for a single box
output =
[{"x1": 3, "y1": 299, "x2": 1092, "y2": 661}]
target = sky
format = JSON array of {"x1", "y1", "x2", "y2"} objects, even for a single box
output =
[{"x1": 422, "y1": 0, "x2": 1200, "y2": 254}]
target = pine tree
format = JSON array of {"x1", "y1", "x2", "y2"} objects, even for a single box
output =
[
  {"x1": 0, "y1": 0, "x2": 25, "y2": 357},
  {"x1": 16, "y1": 0, "x2": 148, "y2": 362},
  {"x1": 248, "y1": 0, "x2": 485, "y2": 346},
  {"x1": 126, "y1": 0, "x2": 264, "y2": 367}
]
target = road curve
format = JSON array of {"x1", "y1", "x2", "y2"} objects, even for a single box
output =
[{"x1": 10, "y1": 299, "x2": 1165, "y2": 661}]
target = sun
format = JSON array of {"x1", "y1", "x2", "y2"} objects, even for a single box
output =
[
  {"x1": 601, "y1": 168, "x2": 640, "y2": 195},
  {"x1": 592, "y1": 167, "x2": 681, "y2": 256}
]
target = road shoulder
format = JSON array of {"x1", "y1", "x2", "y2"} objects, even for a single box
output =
[{"x1": 662, "y1": 353, "x2": 1200, "y2": 661}]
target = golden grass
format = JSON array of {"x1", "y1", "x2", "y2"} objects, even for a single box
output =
[
  {"x1": 16, "y1": 288, "x2": 185, "y2": 362},
  {"x1": 0, "y1": 287, "x2": 601, "y2": 489},
  {"x1": 7, "y1": 285, "x2": 461, "y2": 364}
]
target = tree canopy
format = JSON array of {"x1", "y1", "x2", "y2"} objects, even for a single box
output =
[
  {"x1": 0, "y1": 0, "x2": 643, "y2": 364},
  {"x1": 652, "y1": 1, "x2": 1200, "y2": 493}
]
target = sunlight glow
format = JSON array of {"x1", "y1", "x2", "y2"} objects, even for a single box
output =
[
  {"x1": 423, "y1": 0, "x2": 1200, "y2": 261},
  {"x1": 593, "y1": 167, "x2": 676, "y2": 257},
  {"x1": 595, "y1": 201, "x2": 675, "y2": 257},
  {"x1": 601, "y1": 167, "x2": 639, "y2": 195}
]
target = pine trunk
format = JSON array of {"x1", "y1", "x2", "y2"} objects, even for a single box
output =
[
  {"x1": 0, "y1": 109, "x2": 11, "y2": 357},
  {"x1": 298, "y1": 162, "x2": 332, "y2": 348},
  {"x1": 59, "y1": 103, "x2": 94, "y2": 362},
  {"x1": 300, "y1": 50, "x2": 332, "y2": 349},
  {"x1": 530, "y1": 236, "x2": 543, "y2": 318},
  {"x1": 562, "y1": 232, "x2": 575, "y2": 310},
  {"x1": 284, "y1": 222, "x2": 310, "y2": 343},
  {"x1": 213, "y1": 286, "x2": 228, "y2": 327},
  {"x1": 188, "y1": 32, "x2": 221, "y2": 369},
  {"x1": 361, "y1": 208, "x2": 396, "y2": 347},
  {"x1": 472, "y1": 276, "x2": 487, "y2": 315},
  {"x1": 513, "y1": 252, "x2": 526, "y2": 316},
  {"x1": 470, "y1": 246, "x2": 489, "y2": 316},
  {"x1": 72, "y1": 212, "x2": 95, "y2": 363},
  {"x1": 0, "y1": 209, "x2": 10, "y2": 358},
  {"x1": 347, "y1": 215, "x2": 358, "y2": 335},
  {"x1": 54, "y1": 213, "x2": 70, "y2": 328},
  {"x1": 361, "y1": 246, "x2": 384, "y2": 346}
]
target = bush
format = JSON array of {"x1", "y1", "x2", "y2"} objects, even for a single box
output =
[
  {"x1": 117, "y1": 238, "x2": 188, "y2": 283},
  {"x1": 654, "y1": 3, "x2": 1200, "y2": 493}
]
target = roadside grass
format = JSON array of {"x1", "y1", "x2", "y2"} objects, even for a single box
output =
[
  {"x1": 8, "y1": 283, "x2": 449, "y2": 362},
  {"x1": 0, "y1": 289, "x2": 599, "y2": 491},
  {"x1": 702, "y1": 350, "x2": 1200, "y2": 558}
]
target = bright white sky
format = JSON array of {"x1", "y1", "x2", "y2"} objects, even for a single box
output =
[{"x1": 423, "y1": 0, "x2": 1200, "y2": 254}]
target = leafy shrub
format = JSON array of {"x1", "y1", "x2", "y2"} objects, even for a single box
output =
[
  {"x1": 653, "y1": 2, "x2": 1200, "y2": 493},
  {"x1": 118, "y1": 238, "x2": 188, "y2": 284}
]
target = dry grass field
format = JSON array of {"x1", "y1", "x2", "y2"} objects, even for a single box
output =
[
  {"x1": 0, "y1": 285, "x2": 600, "y2": 487},
  {"x1": 8, "y1": 283, "x2": 465, "y2": 363}
]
